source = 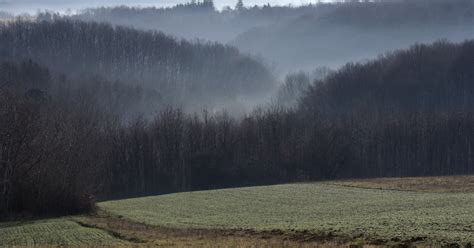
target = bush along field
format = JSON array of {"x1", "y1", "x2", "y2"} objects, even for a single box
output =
[{"x1": 2, "y1": 178, "x2": 472, "y2": 247}]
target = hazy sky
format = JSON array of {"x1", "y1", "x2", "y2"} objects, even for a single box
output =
[{"x1": 0, "y1": 0, "x2": 331, "y2": 14}]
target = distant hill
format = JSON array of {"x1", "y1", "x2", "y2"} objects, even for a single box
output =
[
  {"x1": 0, "y1": 20, "x2": 275, "y2": 113},
  {"x1": 300, "y1": 40, "x2": 474, "y2": 118},
  {"x1": 69, "y1": 1, "x2": 474, "y2": 74},
  {"x1": 71, "y1": 4, "x2": 316, "y2": 43},
  {"x1": 232, "y1": 0, "x2": 474, "y2": 71}
]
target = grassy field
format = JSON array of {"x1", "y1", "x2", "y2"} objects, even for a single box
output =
[
  {"x1": 100, "y1": 183, "x2": 474, "y2": 245},
  {"x1": 0, "y1": 217, "x2": 124, "y2": 246},
  {"x1": 1, "y1": 176, "x2": 473, "y2": 247}
]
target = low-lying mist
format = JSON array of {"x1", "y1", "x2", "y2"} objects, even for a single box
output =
[
  {"x1": 59, "y1": 0, "x2": 474, "y2": 76},
  {"x1": 0, "y1": 19, "x2": 278, "y2": 119},
  {"x1": 3, "y1": 0, "x2": 474, "y2": 119},
  {"x1": 3, "y1": 0, "x2": 474, "y2": 219}
]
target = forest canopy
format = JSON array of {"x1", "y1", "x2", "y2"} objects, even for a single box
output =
[
  {"x1": 64, "y1": 0, "x2": 474, "y2": 73},
  {"x1": 1, "y1": 38, "x2": 474, "y2": 216},
  {"x1": 0, "y1": 20, "x2": 275, "y2": 115}
]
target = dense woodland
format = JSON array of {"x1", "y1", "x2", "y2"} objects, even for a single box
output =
[
  {"x1": 0, "y1": 20, "x2": 274, "y2": 115},
  {"x1": 71, "y1": 0, "x2": 316, "y2": 42},
  {"x1": 69, "y1": 0, "x2": 474, "y2": 72},
  {"x1": 1, "y1": 35, "x2": 474, "y2": 216},
  {"x1": 234, "y1": 0, "x2": 474, "y2": 71}
]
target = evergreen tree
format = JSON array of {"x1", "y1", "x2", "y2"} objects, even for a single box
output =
[
  {"x1": 203, "y1": 0, "x2": 215, "y2": 10},
  {"x1": 235, "y1": 0, "x2": 244, "y2": 11}
]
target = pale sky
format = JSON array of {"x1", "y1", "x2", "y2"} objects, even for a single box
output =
[{"x1": 0, "y1": 0, "x2": 335, "y2": 14}]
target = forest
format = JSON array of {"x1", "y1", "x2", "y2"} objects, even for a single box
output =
[
  {"x1": 0, "y1": 20, "x2": 274, "y2": 116},
  {"x1": 2, "y1": 1, "x2": 474, "y2": 247},
  {"x1": 1, "y1": 35, "x2": 474, "y2": 216},
  {"x1": 69, "y1": 0, "x2": 474, "y2": 72}
]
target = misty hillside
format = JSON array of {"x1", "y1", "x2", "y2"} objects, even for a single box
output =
[
  {"x1": 300, "y1": 40, "x2": 474, "y2": 118},
  {"x1": 71, "y1": 3, "x2": 317, "y2": 43},
  {"x1": 0, "y1": 11, "x2": 13, "y2": 20},
  {"x1": 0, "y1": 20, "x2": 275, "y2": 113},
  {"x1": 89, "y1": 40, "x2": 474, "y2": 197},
  {"x1": 2, "y1": 1, "x2": 474, "y2": 246},
  {"x1": 0, "y1": 59, "x2": 169, "y2": 119},
  {"x1": 67, "y1": 0, "x2": 474, "y2": 74},
  {"x1": 233, "y1": 0, "x2": 474, "y2": 71}
]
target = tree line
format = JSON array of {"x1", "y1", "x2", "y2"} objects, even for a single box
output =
[{"x1": 1, "y1": 38, "x2": 474, "y2": 217}]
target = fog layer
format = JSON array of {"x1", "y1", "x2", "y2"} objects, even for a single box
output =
[
  {"x1": 1, "y1": 0, "x2": 321, "y2": 13},
  {"x1": 68, "y1": 0, "x2": 474, "y2": 75}
]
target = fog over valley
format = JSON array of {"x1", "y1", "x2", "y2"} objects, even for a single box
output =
[
  {"x1": 1, "y1": 2, "x2": 474, "y2": 246},
  {"x1": 0, "y1": 0, "x2": 325, "y2": 13},
  {"x1": 6, "y1": 0, "x2": 472, "y2": 76}
]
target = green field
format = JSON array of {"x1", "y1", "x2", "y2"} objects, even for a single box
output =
[
  {"x1": 1, "y1": 182, "x2": 473, "y2": 246},
  {"x1": 0, "y1": 218, "x2": 124, "y2": 246},
  {"x1": 100, "y1": 183, "x2": 474, "y2": 244}
]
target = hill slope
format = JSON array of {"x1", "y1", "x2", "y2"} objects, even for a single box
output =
[
  {"x1": 0, "y1": 20, "x2": 275, "y2": 112},
  {"x1": 233, "y1": 0, "x2": 474, "y2": 72}
]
